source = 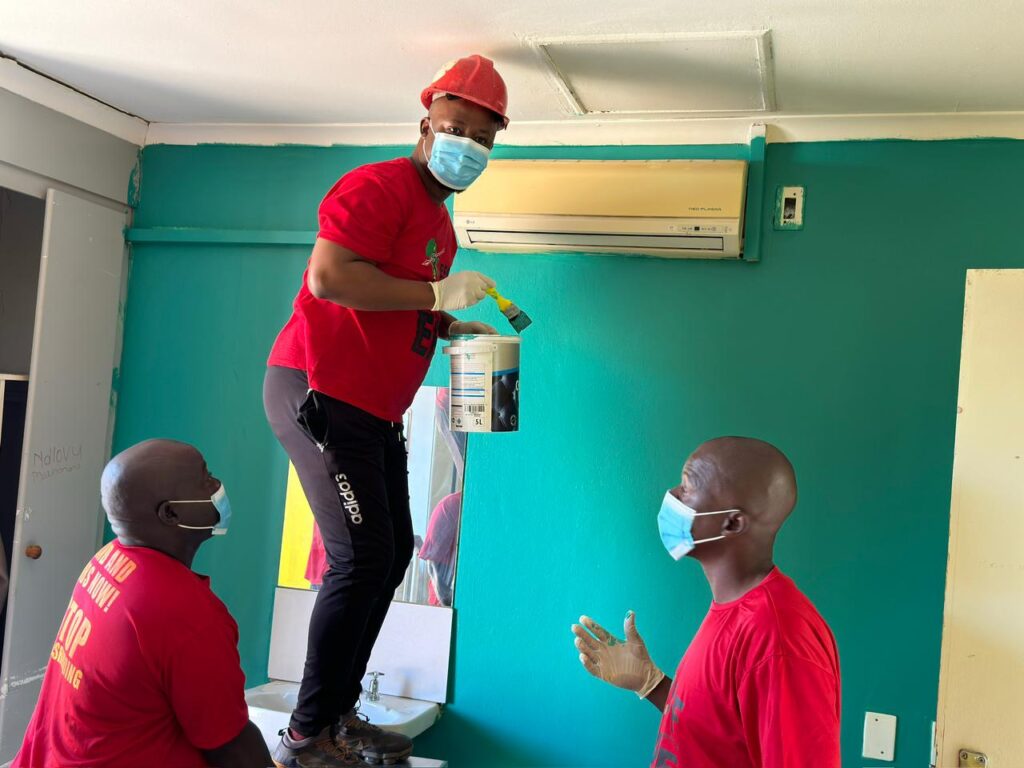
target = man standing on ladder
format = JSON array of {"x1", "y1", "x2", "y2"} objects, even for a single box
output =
[{"x1": 264, "y1": 55, "x2": 508, "y2": 768}]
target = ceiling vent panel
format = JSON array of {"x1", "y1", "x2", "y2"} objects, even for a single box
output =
[{"x1": 534, "y1": 31, "x2": 775, "y2": 116}]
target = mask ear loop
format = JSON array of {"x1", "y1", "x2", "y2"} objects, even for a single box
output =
[
  {"x1": 168, "y1": 499, "x2": 219, "y2": 530},
  {"x1": 691, "y1": 509, "x2": 741, "y2": 546},
  {"x1": 691, "y1": 533, "x2": 726, "y2": 546}
]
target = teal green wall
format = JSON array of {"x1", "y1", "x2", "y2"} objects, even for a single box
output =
[{"x1": 115, "y1": 139, "x2": 1024, "y2": 767}]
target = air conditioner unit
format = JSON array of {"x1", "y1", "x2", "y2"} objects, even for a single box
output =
[{"x1": 453, "y1": 159, "x2": 748, "y2": 259}]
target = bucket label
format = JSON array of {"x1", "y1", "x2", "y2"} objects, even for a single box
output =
[{"x1": 450, "y1": 347, "x2": 493, "y2": 433}]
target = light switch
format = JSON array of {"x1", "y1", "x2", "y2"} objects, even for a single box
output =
[
  {"x1": 863, "y1": 712, "x2": 897, "y2": 760},
  {"x1": 774, "y1": 185, "x2": 805, "y2": 230}
]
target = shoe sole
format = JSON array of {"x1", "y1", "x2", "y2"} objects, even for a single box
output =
[
  {"x1": 276, "y1": 760, "x2": 374, "y2": 768},
  {"x1": 360, "y1": 747, "x2": 413, "y2": 765}
]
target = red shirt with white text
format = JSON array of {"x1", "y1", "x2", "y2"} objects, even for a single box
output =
[{"x1": 14, "y1": 541, "x2": 249, "y2": 768}]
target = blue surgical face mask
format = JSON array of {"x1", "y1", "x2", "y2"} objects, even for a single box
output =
[
  {"x1": 172, "y1": 484, "x2": 232, "y2": 536},
  {"x1": 423, "y1": 123, "x2": 491, "y2": 191},
  {"x1": 657, "y1": 491, "x2": 738, "y2": 560}
]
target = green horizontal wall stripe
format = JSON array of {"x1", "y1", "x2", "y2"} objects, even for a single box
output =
[{"x1": 125, "y1": 227, "x2": 317, "y2": 245}]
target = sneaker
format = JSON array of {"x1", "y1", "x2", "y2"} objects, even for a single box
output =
[
  {"x1": 335, "y1": 708, "x2": 414, "y2": 765},
  {"x1": 272, "y1": 726, "x2": 374, "y2": 768}
]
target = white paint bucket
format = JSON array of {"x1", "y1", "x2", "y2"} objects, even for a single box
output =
[{"x1": 443, "y1": 335, "x2": 521, "y2": 433}]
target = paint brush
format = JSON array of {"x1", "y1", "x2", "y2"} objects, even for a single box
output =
[{"x1": 486, "y1": 287, "x2": 532, "y2": 333}]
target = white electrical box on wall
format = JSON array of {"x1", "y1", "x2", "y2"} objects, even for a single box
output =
[{"x1": 863, "y1": 711, "x2": 898, "y2": 760}]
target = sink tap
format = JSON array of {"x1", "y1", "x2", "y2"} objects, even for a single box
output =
[{"x1": 367, "y1": 671, "x2": 384, "y2": 703}]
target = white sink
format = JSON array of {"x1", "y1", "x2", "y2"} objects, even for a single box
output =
[
  {"x1": 357, "y1": 694, "x2": 438, "y2": 730},
  {"x1": 245, "y1": 680, "x2": 441, "y2": 746}
]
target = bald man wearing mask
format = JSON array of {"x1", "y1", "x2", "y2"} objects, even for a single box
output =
[
  {"x1": 573, "y1": 437, "x2": 841, "y2": 768},
  {"x1": 13, "y1": 439, "x2": 271, "y2": 768}
]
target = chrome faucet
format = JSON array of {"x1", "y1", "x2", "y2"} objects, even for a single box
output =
[{"x1": 367, "y1": 671, "x2": 384, "y2": 703}]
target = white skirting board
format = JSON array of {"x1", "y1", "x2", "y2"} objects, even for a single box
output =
[{"x1": 268, "y1": 588, "x2": 453, "y2": 703}]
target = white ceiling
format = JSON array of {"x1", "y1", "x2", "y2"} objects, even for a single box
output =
[{"x1": 1, "y1": 0, "x2": 1022, "y2": 127}]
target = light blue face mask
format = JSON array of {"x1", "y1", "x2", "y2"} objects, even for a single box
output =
[
  {"x1": 657, "y1": 491, "x2": 738, "y2": 560},
  {"x1": 423, "y1": 123, "x2": 491, "y2": 191},
  {"x1": 172, "y1": 484, "x2": 232, "y2": 536}
]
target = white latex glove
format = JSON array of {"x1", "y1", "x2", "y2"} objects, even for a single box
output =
[
  {"x1": 431, "y1": 271, "x2": 496, "y2": 312},
  {"x1": 449, "y1": 321, "x2": 498, "y2": 336},
  {"x1": 572, "y1": 611, "x2": 665, "y2": 699}
]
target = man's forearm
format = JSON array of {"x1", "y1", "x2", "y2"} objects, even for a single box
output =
[
  {"x1": 310, "y1": 260, "x2": 435, "y2": 311},
  {"x1": 645, "y1": 675, "x2": 673, "y2": 712},
  {"x1": 202, "y1": 720, "x2": 272, "y2": 767}
]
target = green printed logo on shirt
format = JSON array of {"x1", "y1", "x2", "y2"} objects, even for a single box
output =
[{"x1": 423, "y1": 239, "x2": 440, "y2": 280}]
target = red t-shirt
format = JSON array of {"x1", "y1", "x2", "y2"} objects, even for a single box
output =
[
  {"x1": 652, "y1": 569, "x2": 841, "y2": 768},
  {"x1": 268, "y1": 157, "x2": 458, "y2": 422},
  {"x1": 419, "y1": 492, "x2": 462, "y2": 606},
  {"x1": 305, "y1": 523, "x2": 328, "y2": 586},
  {"x1": 14, "y1": 541, "x2": 249, "y2": 768},
  {"x1": 418, "y1": 492, "x2": 462, "y2": 566}
]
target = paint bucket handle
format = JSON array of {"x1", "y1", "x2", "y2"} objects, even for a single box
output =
[{"x1": 443, "y1": 343, "x2": 497, "y2": 356}]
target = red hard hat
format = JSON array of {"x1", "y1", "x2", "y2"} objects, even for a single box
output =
[{"x1": 421, "y1": 55, "x2": 509, "y2": 128}]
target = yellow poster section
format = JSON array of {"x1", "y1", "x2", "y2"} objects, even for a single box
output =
[{"x1": 277, "y1": 462, "x2": 315, "y2": 589}]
